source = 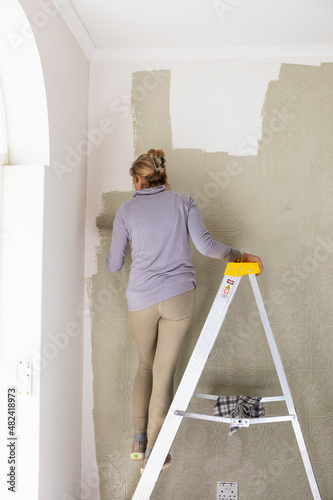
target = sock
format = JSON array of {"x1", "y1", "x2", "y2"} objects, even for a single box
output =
[
  {"x1": 145, "y1": 448, "x2": 152, "y2": 459},
  {"x1": 133, "y1": 433, "x2": 147, "y2": 446}
]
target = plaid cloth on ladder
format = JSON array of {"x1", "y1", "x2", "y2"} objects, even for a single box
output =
[{"x1": 214, "y1": 395, "x2": 265, "y2": 435}]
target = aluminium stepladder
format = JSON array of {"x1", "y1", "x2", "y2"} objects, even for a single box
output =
[{"x1": 132, "y1": 262, "x2": 321, "y2": 500}]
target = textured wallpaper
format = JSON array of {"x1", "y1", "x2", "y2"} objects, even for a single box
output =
[{"x1": 88, "y1": 63, "x2": 333, "y2": 499}]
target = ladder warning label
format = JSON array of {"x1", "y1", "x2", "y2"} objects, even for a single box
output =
[{"x1": 222, "y1": 280, "x2": 235, "y2": 300}]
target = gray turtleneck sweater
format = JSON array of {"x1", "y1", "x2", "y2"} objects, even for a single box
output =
[{"x1": 106, "y1": 185, "x2": 241, "y2": 311}]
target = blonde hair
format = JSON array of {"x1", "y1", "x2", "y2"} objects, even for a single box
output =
[{"x1": 130, "y1": 149, "x2": 169, "y2": 188}]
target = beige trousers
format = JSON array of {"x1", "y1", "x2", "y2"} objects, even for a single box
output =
[{"x1": 128, "y1": 289, "x2": 196, "y2": 450}]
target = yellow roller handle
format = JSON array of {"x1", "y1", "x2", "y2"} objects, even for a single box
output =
[{"x1": 224, "y1": 262, "x2": 261, "y2": 277}]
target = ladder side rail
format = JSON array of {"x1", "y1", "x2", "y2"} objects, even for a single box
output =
[
  {"x1": 132, "y1": 274, "x2": 242, "y2": 500},
  {"x1": 249, "y1": 275, "x2": 321, "y2": 500},
  {"x1": 291, "y1": 418, "x2": 322, "y2": 500},
  {"x1": 248, "y1": 274, "x2": 296, "y2": 415}
]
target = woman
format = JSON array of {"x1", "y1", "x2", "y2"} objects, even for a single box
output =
[{"x1": 106, "y1": 149, "x2": 263, "y2": 474}]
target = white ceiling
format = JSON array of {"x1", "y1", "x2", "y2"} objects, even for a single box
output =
[{"x1": 56, "y1": 0, "x2": 333, "y2": 60}]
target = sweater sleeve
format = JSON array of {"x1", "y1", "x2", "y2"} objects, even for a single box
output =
[
  {"x1": 105, "y1": 206, "x2": 128, "y2": 273},
  {"x1": 187, "y1": 197, "x2": 241, "y2": 262}
]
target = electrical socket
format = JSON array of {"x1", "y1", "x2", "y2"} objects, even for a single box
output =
[{"x1": 216, "y1": 482, "x2": 238, "y2": 500}]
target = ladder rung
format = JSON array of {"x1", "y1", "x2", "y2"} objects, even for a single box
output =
[
  {"x1": 193, "y1": 393, "x2": 285, "y2": 403},
  {"x1": 175, "y1": 410, "x2": 295, "y2": 425},
  {"x1": 261, "y1": 396, "x2": 285, "y2": 403}
]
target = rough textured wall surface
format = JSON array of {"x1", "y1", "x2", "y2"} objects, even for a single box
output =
[{"x1": 89, "y1": 63, "x2": 333, "y2": 499}]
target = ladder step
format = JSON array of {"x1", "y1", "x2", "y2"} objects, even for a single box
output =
[
  {"x1": 193, "y1": 392, "x2": 285, "y2": 403},
  {"x1": 175, "y1": 410, "x2": 295, "y2": 425}
]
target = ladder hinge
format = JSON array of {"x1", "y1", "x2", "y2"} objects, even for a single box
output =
[{"x1": 231, "y1": 418, "x2": 250, "y2": 428}]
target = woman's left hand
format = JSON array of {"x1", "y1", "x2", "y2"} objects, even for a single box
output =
[{"x1": 243, "y1": 253, "x2": 264, "y2": 274}]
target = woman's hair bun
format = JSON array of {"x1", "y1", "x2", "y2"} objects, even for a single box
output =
[
  {"x1": 147, "y1": 148, "x2": 165, "y2": 159},
  {"x1": 131, "y1": 148, "x2": 169, "y2": 188}
]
